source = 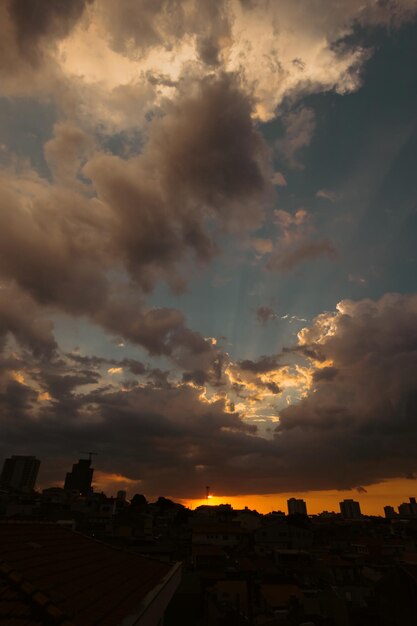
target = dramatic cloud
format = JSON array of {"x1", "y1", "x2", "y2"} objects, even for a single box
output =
[
  {"x1": 9, "y1": 0, "x2": 92, "y2": 60},
  {"x1": 0, "y1": 2, "x2": 416, "y2": 502},
  {"x1": 0, "y1": 171, "x2": 111, "y2": 314},
  {"x1": 1, "y1": 0, "x2": 416, "y2": 120},
  {"x1": 0, "y1": 73, "x2": 270, "y2": 358},
  {"x1": 0, "y1": 0, "x2": 92, "y2": 95},
  {"x1": 238, "y1": 355, "x2": 281, "y2": 374},
  {"x1": 276, "y1": 293, "x2": 417, "y2": 490},
  {"x1": 0, "y1": 285, "x2": 57, "y2": 358},
  {"x1": 84, "y1": 73, "x2": 270, "y2": 291},
  {"x1": 1, "y1": 293, "x2": 417, "y2": 497}
]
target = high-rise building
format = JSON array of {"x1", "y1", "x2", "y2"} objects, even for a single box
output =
[
  {"x1": 398, "y1": 497, "x2": 417, "y2": 518},
  {"x1": 384, "y1": 505, "x2": 397, "y2": 519},
  {"x1": 287, "y1": 497, "x2": 307, "y2": 516},
  {"x1": 340, "y1": 499, "x2": 362, "y2": 519},
  {"x1": 64, "y1": 458, "x2": 94, "y2": 495},
  {"x1": 0, "y1": 456, "x2": 40, "y2": 491}
]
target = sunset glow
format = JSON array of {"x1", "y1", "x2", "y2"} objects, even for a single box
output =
[{"x1": 0, "y1": 0, "x2": 416, "y2": 516}]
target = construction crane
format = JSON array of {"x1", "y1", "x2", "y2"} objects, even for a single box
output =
[{"x1": 80, "y1": 451, "x2": 98, "y2": 462}]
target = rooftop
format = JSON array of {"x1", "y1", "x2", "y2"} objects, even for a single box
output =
[{"x1": 0, "y1": 522, "x2": 179, "y2": 625}]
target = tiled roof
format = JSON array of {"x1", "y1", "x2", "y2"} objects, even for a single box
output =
[
  {"x1": 0, "y1": 522, "x2": 174, "y2": 625},
  {"x1": 0, "y1": 570, "x2": 50, "y2": 626}
]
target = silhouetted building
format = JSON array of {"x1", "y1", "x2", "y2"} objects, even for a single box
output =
[
  {"x1": 0, "y1": 456, "x2": 40, "y2": 491},
  {"x1": 398, "y1": 497, "x2": 417, "y2": 518},
  {"x1": 64, "y1": 458, "x2": 93, "y2": 495},
  {"x1": 287, "y1": 497, "x2": 307, "y2": 515},
  {"x1": 340, "y1": 498, "x2": 361, "y2": 519},
  {"x1": 384, "y1": 505, "x2": 398, "y2": 519}
]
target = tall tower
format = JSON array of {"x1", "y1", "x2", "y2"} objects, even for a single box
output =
[
  {"x1": 339, "y1": 499, "x2": 362, "y2": 519},
  {"x1": 0, "y1": 456, "x2": 40, "y2": 491},
  {"x1": 287, "y1": 497, "x2": 308, "y2": 516},
  {"x1": 64, "y1": 457, "x2": 94, "y2": 495}
]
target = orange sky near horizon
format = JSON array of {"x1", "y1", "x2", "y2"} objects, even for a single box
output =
[
  {"x1": 179, "y1": 478, "x2": 417, "y2": 517},
  {"x1": 88, "y1": 471, "x2": 417, "y2": 517}
]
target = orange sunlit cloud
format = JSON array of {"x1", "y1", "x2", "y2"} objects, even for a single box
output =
[{"x1": 93, "y1": 471, "x2": 142, "y2": 496}]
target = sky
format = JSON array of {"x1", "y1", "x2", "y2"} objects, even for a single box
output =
[{"x1": 0, "y1": 0, "x2": 417, "y2": 515}]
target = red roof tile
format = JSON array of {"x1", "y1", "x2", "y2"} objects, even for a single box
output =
[{"x1": 0, "y1": 523, "x2": 175, "y2": 625}]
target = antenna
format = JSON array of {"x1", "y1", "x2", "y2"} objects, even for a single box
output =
[
  {"x1": 80, "y1": 451, "x2": 98, "y2": 462},
  {"x1": 206, "y1": 485, "x2": 210, "y2": 499}
]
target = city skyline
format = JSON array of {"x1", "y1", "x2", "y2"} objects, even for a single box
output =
[
  {"x1": 0, "y1": 1, "x2": 417, "y2": 511},
  {"x1": 2, "y1": 452, "x2": 416, "y2": 518}
]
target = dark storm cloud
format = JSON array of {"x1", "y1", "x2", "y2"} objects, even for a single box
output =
[
  {"x1": 0, "y1": 0, "x2": 93, "y2": 96},
  {"x1": 41, "y1": 370, "x2": 100, "y2": 400},
  {"x1": 96, "y1": 297, "x2": 223, "y2": 380},
  {"x1": 182, "y1": 370, "x2": 209, "y2": 386},
  {"x1": 0, "y1": 146, "x2": 224, "y2": 376},
  {"x1": 2, "y1": 3, "x2": 417, "y2": 501},
  {"x1": 1, "y1": 294, "x2": 417, "y2": 496},
  {"x1": 66, "y1": 353, "x2": 108, "y2": 368},
  {"x1": 95, "y1": 301, "x2": 186, "y2": 356},
  {"x1": 285, "y1": 345, "x2": 327, "y2": 363},
  {"x1": 84, "y1": 73, "x2": 270, "y2": 292},
  {"x1": 0, "y1": 358, "x2": 262, "y2": 496},
  {"x1": 265, "y1": 381, "x2": 280, "y2": 394},
  {"x1": 275, "y1": 293, "x2": 417, "y2": 490},
  {"x1": 0, "y1": 379, "x2": 38, "y2": 418},
  {"x1": 0, "y1": 73, "x2": 269, "y2": 368},
  {"x1": 146, "y1": 368, "x2": 172, "y2": 388},
  {"x1": 312, "y1": 366, "x2": 338, "y2": 382},
  {"x1": 147, "y1": 74, "x2": 268, "y2": 224},
  {"x1": 2, "y1": 105, "x2": 236, "y2": 362},
  {"x1": 8, "y1": 0, "x2": 93, "y2": 60},
  {"x1": 0, "y1": 72, "x2": 265, "y2": 359},
  {"x1": 0, "y1": 285, "x2": 57, "y2": 357},
  {"x1": 238, "y1": 355, "x2": 281, "y2": 374},
  {"x1": 120, "y1": 359, "x2": 147, "y2": 376},
  {"x1": 0, "y1": 176, "x2": 111, "y2": 315}
]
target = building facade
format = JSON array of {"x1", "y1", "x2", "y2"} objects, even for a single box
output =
[
  {"x1": 287, "y1": 498, "x2": 308, "y2": 516},
  {"x1": 0, "y1": 456, "x2": 40, "y2": 491},
  {"x1": 340, "y1": 499, "x2": 362, "y2": 519},
  {"x1": 64, "y1": 458, "x2": 94, "y2": 495}
]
